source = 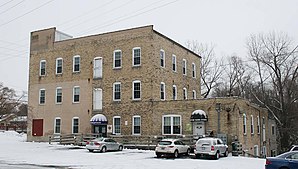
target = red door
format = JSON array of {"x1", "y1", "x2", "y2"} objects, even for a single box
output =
[{"x1": 32, "y1": 119, "x2": 43, "y2": 136}]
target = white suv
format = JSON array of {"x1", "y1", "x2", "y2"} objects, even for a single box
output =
[
  {"x1": 155, "y1": 139, "x2": 190, "y2": 158},
  {"x1": 194, "y1": 137, "x2": 228, "y2": 159}
]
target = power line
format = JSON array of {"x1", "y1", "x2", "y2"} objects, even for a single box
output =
[
  {"x1": 0, "y1": 0, "x2": 14, "y2": 8},
  {"x1": 0, "y1": 0, "x2": 55, "y2": 28},
  {"x1": 0, "y1": 0, "x2": 25, "y2": 15}
]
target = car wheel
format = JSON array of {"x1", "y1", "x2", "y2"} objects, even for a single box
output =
[
  {"x1": 214, "y1": 151, "x2": 220, "y2": 160},
  {"x1": 156, "y1": 153, "x2": 162, "y2": 158},
  {"x1": 88, "y1": 149, "x2": 94, "y2": 152},
  {"x1": 185, "y1": 149, "x2": 190, "y2": 156},
  {"x1": 101, "y1": 146, "x2": 107, "y2": 153},
  {"x1": 224, "y1": 149, "x2": 228, "y2": 157},
  {"x1": 173, "y1": 150, "x2": 179, "y2": 158},
  {"x1": 118, "y1": 145, "x2": 123, "y2": 151}
]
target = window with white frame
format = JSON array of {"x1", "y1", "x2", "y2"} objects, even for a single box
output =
[
  {"x1": 160, "y1": 49, "x2": 165, "y2": 67},
  {"x1": 271, "y1": 125, "x2": 275, "y2": 135},
  {"x1": 132, "y1": 116, "x2": 141, "y2": 135},
  {"x1": 257, "y1": 116, "x2": 260, "y2": 134},
  {"x1": 93, "y1": 88, "x2": 102, "y2": 110},
  {"x1": 172, "y1": 55, "x2": 176, "y2": 72},
  {"x1": 160, "y1": 82, "x2": 165, "y2": 100},
  {"x1": 192, "y1": 90, "x2": 196, "y2": 99},
  {"x1": 132, "y1": 47, "x2": 141, "y2": 66},
  {"x1": 54, "y1": 117, "x2": 61, "y2": 134},
  {"x1": 39, "y1": 89, "x2": 45, "y2": 104},
  {"x1": 162, "y1": 115, "x2": 181, "y2": 135},
  {"x1": 93, "y1": 57, "x2": 102, "y2": 79},
  {"x1": 183, "y1": 87, "x2": 187, "y2": 100},
  {"x1": 40, "y1": 60, "x2": 46, "y2": 76},
  {"x1": 113, "y1": 50, "x2": 122, "y2": 68},
  {"x1": 72, "y1": 117, "x2": 79, "y2": 134},
  {"x1": 251, "y1": 115, "x2": 254, "y2": 134},
  {"x1": 73, "y1": 55, "x2": 80, "y2": 72},
  {"x1": 172, "y1": 85, "x2": 177, "y2": 100},
  {"x1": 132, "y1": 80, "x2": 141, "y2": 100},
  {"x1": 243, "y1": 113, "x2": 247, "y2": 135},
  {"x1": 254, "y1": 145, "x2": 259, "y2": 157},
  {"x1": 262, "y1": 117, "x2": 266, "y2": 142},
  {"x1": 192, "y1": 63, "x2": 196, "y2": 78},
  {"x1": 56, "y1": 58, "x2": 63, "y2": 74},
  {"x1": 56, "y1": 87, "x2": 62, "y2": 104},
  {"x1": 73, "y1": 86, "x2": 80, "y2": 103},
  {"x1": 113, "y1": 82, "x2": 121, "y2": 101},
  {"x1": 113, "y1": 116, "x2": 121, "y2": 135},
  {"x1": 182, "y1": 59, "x2": 187, "y2": 75}
]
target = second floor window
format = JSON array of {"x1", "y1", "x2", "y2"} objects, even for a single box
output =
[
  {"x1": 113, "y1": 82, "x2": 121, "y2": 101},
  {"x1": 257, "y1": 116, "x2": 260, "y2": 134},
  {"x1": 160, "y1": 82, "x2": 165, "y2": 100},
  {"x1": 133, "y1": 47, "x2": 141, "y2": 66},
  {"x1": 39, "y1": 89, "x2": 45, "y2": 104},
  {"x1": 183, "y1": 87, "x2": 187, "y2": 100},
  {"x1": 73, "y1": 86, "x2": 80, "y2": 103},
  {"x1": 251, "y1": 115, "x2": 254, "y2": 134},
  {"x1": 172, "y1": 55, "x2": 176, "y2": 72},
  {"x1": 93, "y1": 57, "x2": 102, "y2": 79},
  {"x1": 73, "y1": 55, "x2": 80, "y2": 72},
  {"x1": 133, "y1": 80, "x2": 141, "y2": 100},
  {"x1": 182, "y1": 59, "x2": 187, "y2": 75},
  {"x1": 243, "y1": 114, "x2": 247, "y2": 135},
  {"x1": 192, "y1": 63, "x2": 196, "y2": 78},
  {"x1": 192, "y1": 90, "x2": 196, "y2": 99},
  {"x1": 173, "y1": 85, "x2": 177, "y2": 100},
  {"x1": 40, "y1": 60, "x2": 46, "y2": 76},
  {"x1": 113, "y1": 50, "x2": 122, "y2": 68},
  {"x1": 160, "y1": 49, "x2": 165, "y2": 67},
  {"x1": 56, "y1": 58, "x2": 63, "y2": 74},
  {"x1": 56, "y1": 87, "x2": 62, "y2": 104}
]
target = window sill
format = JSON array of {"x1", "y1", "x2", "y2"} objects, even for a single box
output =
[
  {"x1": 72, "y1": 71, "x2": 80, "y2": 74},
  {"x1": 132, "y1": 65, "x2": 141, "y2": 68},
  {"x1": 113, "y1": 67, "x2": 122, "y2": 70},
  {"x1": 72, "y1": 102, "x2": 80, "y2": 104},
  {"x1": 132, "y1": 99, "x2": 141, "y2": 102},
  {"x1": 93, "y1": 77, "x2": 102, "y2": 80}
]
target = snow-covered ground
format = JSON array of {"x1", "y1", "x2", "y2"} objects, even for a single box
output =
[{"x1": 0, "y1": 131, "x2": 265, "y2": 169}]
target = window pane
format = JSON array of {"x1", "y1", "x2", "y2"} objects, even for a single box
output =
[
  {"x1": 74, "y1": 57, "x2": 80, "y2": 72},
  {"x1": 114, "y1": 51, "x2": 121, "y2": 68},
  {"x1": 56, "y1": 88, "x2": 62, "y2": 103},
  {"x1": 40, "y1": 61, "x2": 46, "y2": 76},
  {"x1": 73, "y1": 119, "x2": 79, "y2": 134},
  {"x1": 114, "y1": 83, "x2": 121, "y2": 100},
  {"x1": 114, "y1": 118, "x2": 121, "y2": 134},
  {"x1": 40, "y1": 90, "x2": 45, "y2": 104},
  {"x1": 55, "y1": 119, "x2": 61, "y2": 133},
  {"x1": 133, "y1": 48, "x2": 141, "y2": 66},
  {"x1": 57, "y1": 59, "x2": 62, "y2": 74},
  {"x1": 164, "y1": 117, "x2": 171, "y2": 126},
  {"x1": 160, "y1": 50, "x2": 164, "y2": 67},
  {"x1": 133, "y1": 82, "x2": 141, "y2": 99},
  {"x1": 74, "y1": 87, "x2": 80, "y2": 102}
]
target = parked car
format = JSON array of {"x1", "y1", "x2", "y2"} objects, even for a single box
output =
[
  {"x1": 289, "y1": 145, "x2": 298, "y2": 151},
  {"x1": 86, "y1": 138, "x2": 123, "y2": 153},
  {"x1": 265, "y1": 151, "x2": 298, "y2": 169},
  {"x1": 194, "y1": 137, "x2": 228, "y2": 159},
  {"x1": 155, "y1": 139, "x2": 190, "y2": 158}
]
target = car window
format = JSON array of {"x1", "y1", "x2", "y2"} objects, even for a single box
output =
[
  {"x1": 110, "y1": 139, "x2": 116, "y2": 143},
  {"x1": 290, "y1": 153, "x2": 298, "y2": 159},
  {"x1": 158, "y1": 141, "x2": 172, "y2": 145},
  {"x1": 217, "y1": 139, "x2": 223, "y2": 144},
  {"x1": 213, "y1": 140, "x2": 217, "y2": 145},
  {"x1": 180, "y1": 141, "x2": 185, "y2": 145},
  {"x1": 197, "y1": 139, "x2": 211, "y2": 146},
  {"x1": 174, "y1": 141, "x2": 181, "y2": 145},
  {"x1": 104, "y1": 139, "x2": 111, "y2": 142},
  {"x1": 293, "y1": 147, "x2": 298, "y2": 151}
]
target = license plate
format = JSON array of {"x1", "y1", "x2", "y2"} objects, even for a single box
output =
[
  {"x1": 202, "y1": 147, "x2": 205, "y2": 150},
  {"x1": 161, "y1": 147, "x2": 165, "y2": 150}
]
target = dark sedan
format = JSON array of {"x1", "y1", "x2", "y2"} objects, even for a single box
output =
[{"x1": 265, "y1": 151, "x2": 298, "y2": 169}]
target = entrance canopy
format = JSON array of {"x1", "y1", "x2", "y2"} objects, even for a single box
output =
[
  {"x1": 191, "y1": 110, "x2": 208, "y2": 122},
  {"x1": 90, "y1": 114, "x2": 108, "y2": 125}
]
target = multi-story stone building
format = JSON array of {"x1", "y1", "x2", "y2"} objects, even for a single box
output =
[{"x1": 27, "y1": 25, "x2": 274, "y2": 157}]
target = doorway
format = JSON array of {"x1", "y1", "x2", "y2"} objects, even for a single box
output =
[
  {"x1": 193, "y1": 121, "x2": 205, "y2": 136},
  {"x1": 93, "y1": 125, "x2": 107, "y2": 137}
]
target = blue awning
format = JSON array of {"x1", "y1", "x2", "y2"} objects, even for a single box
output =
[{"x1": 90, "y1": 114, "x2": 108, "y2": 125}]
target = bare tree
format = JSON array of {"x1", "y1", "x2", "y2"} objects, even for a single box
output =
[{"x1": 186, "y1": 40, "x2": 223, "y2": 98}]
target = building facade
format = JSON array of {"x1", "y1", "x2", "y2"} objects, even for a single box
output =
[{"x1": 27, "y1": 25, "x2": 273, "y2": 157}]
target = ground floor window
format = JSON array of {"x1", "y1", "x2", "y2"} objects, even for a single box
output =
[
  {"x1": 132, "y1": 116, "x2": 141, "y2": 135},
  {"x1": 54, "y1": 117, "x2": 61, "y2": 134},
  {"x1": 113, "y1": 116, "x2": 121, "y2": 135},
  {"x1": 72, "y1": 117, "x2": 79, "y2": 134},
  {"x1": 162, "y1": 115, "x2": 181, "y2": 135}
]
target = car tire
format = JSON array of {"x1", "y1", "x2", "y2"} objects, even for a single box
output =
[
  {"x1": 118, "y1": 145, "x2": 123, "y2": 151},
  {"x1": 214, "y1": 151, "x2": 220, "y2": 160},
  {"x1": 185, "y1": 149, "x2": 190, "y2": 156},
  {"x1": 224, "y1": 149, "x2": 228, "y2": 157},
  {"x1": 88, "y1": 149, "x2": 94, "y2": 152},
  {"x1": 101, "y1": 146, "x2": 107, "y2": 153},
  {"x1": 173, "y1": 150, "x2": 179, "y2": 158},
  {"x1": 156, "y1": 153, "x2": 162, "y2": 158}
]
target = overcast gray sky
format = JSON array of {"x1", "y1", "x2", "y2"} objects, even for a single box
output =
[{"x1": 0, "y1": 0, "x2": 297, "y2": 96}]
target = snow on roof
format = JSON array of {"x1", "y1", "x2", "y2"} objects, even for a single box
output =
[{"x1": 192, "y1": 110, "x2": 207, "y2": 116}]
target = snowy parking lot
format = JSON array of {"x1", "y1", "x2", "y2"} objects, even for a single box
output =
[{"x1": 0, "y1": 131, "x2": 265, "y2": 169}]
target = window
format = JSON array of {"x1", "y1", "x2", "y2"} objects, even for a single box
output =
[
  {"x1": 162, "y1": 115, "x2": 181, "y2": 135},
  {"x1": 271, "y1": 125, "x2": 275, "y2": 135},
  {"x1": 262, "y1": 117, "x2": 266, "y2": 142},
  {"x1": 192, "y1": 90, "x2": 196, "y2": 99},
  {"x1": 56, "y1": 87, "x2": 62, "y2": 104},
  {"x1": 73, "y1": 86, "x2": 80, "y2": 103},
  {"x1": 132, "y1": 80, "x2": 141, "y2": 100},
  {"x1": 93, "y1": 57, "x2": 102, "y2": 79},
  {"x1": 113, "y1": 116, "x2": 121, "y2": 135},
  {"x1": 113, "y1": 82, "x2": 121, "y2": 101},
  {"x1": 132, "y1": 116, "x2": 141, "y2": 135},
  {"x1": 40, "y1": 60, "x2": 46, "y2": 76},
  {"x1": 172, "y1": 85, "x2": 177, "y2": 100},
  {"x1": 160, "y1": 49, "x2": 165, "y2": 67},
  {"x1": 192, "y1": 63, "x2": 196, "y2": 78},
  {"x1": 251, "y1": 115, "x2": 254, "y2": 134},
  {"x1": 160, "y1": 82, "x2": 165, "y2": 100},
  {"x1": 182, "y1": 59, "x2": 187, "y2": 75},
  {"x1": 73, "y1": 55, "x2": 80, "y2": 72},
  {"x1": 72, "y1": 117, "x2": 79, "y2": 134},
  {"x1": 183, "y1": 87, "x2": 187, "y2": 100},
  {"x1": 243, "y1": 113, "x2": 247, "y2": 135},
  {"x1": 39, "y1": 89, "x2": 45, "y2": 104},
  {"x1": 257, "y1": 116, "x2": 260, "y2": 134},
  {"x1": 56, "y1": 58, "x2": 63, "y2": 74},
  {"x1": 132, "y1": 47, "x2": 141, "y2": 66},
  {"x1": 254, "y1": 145, "x2": 259, "y2": 157},
  {"x1": 172, "y1": 55, "x2": 176, "y2": 72},
  {"x1": 54, "y1": 118, "x2": 61, "y2": 134},
  {"x1": 93, "y1": 88, "x2": 102, "y2": 110},
  {"x1": 113, "y1": 50, "x2": 122, "y2": 68}
]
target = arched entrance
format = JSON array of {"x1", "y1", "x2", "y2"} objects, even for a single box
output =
[
  {"x1": 90, "y1": 114, "x2": 108, "y2": 137},
  {"x1": 190, "y1": 110, "x2": 208, "y2": 137}
]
